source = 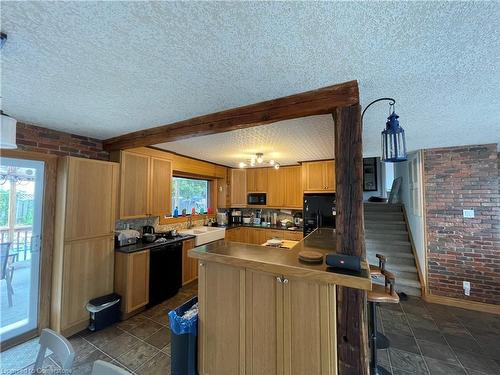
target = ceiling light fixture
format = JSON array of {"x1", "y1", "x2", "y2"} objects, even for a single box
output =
[
  {"x1": 361, "y1": 98, "x2": 407, "y2": 162},
  {"x1": 238, "y1": 153, "x2": 280, "y2": 169}
]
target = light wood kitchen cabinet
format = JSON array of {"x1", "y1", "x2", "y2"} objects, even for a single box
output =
[
  {"x1": 247, "y1": 168, "x2": 268, "y2": 192},
  {"x1": 150, "y1": 157, "x2": 172, "y2": 217},
  {"x1": 302, "y1": 160, "x2": 336, "y2": 192},
  {"x1": 182, "y1": 239, "x2": 198, "y2": 285},
  {"x1": 226, "y1": 227, "x2": 249, "y2": 243},
  {"x1": 52, "y1": 157, "x2": 118, "y2": 336},
  {"x1": 112, "y1": 150, "x2": 172, "y2": 219},
  {"x1": 119, "y1": 151, "x2": 150, "y2": 218},
  {"x1": 284, "y1": 166, "x2": 303, "y2": 208},
  {"x1": 198, "y1": 262, "x2": 245, "y2": 375},
  {"x1": 267, "y1": 168, "x2": 285, "y2": 207},
  {"x1": 59, "y1": 237, "x2": 115, "y2": 333},
  {"x1": 283, "y1": 276, "x2": 337, "y2": 374},
  {"x1": 62, "y1": 157, "x2": 118, "y2": 240},
  {"x1": 284, "y1": 231, "x2": 303, "y2": 241},
  {"x1": 198, "y1": 264, "x2": 337, "y2": 375},
  {"x1": 247, "y1": 228, "x2": 267, "y2": 245},
  {"x1": 230, "y1": 169, "x2": 247, "y2": 207},
  {"x1": 114, "y1": 250, "x2": 150, "y2": 316}
]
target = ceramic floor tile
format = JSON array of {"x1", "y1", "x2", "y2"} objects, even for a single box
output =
[
  {"x1": 424, "y1": 357, "x2": 466, "y2": 375},
  {"x1": 386, "y1": 331, "x2": 420, "y2": 354},
  {"x1": 126, "y1": 320, "x2": 163, "y2": 340},
  {"x1": 70, "y1": 350, "x2": 111, "y2": 375},
  {"x1": 135, "y1": 352, "x2": 171, "y2": 375},
  {"x1": 97, "y1": 331, "x2": 139, "y2": 358},
  {"x1": 412, "y1": 327, "x2": 447, "y2": 345},
  {"x1": 144, "y1": 327, "x2": 171, "y2": 350},
  {"x1": 390, "y1": 348, "x2": 429, "y2": 374},
  {"x1": 417, "y1": 339, "x2": 459, "y2": 365},
  {"x1": 116, "y1": 342, "x2": 159, "y2": 371},
  {"x1": 454, "y1": 350, "x2": 500, "y2": 375}
]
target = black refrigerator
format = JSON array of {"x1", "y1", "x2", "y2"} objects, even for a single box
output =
[{"x1": 303, "y1": 193, "x2": 336, "y2": 236}]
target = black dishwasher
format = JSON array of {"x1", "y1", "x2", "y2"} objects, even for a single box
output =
[{"x1": 148, "y1": 241, "x2": 183, "y2": 307}]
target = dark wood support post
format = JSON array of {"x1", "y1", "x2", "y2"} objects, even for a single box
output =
[{"x1": 333, "y1": 104, "x2": 369, "y2": 375}]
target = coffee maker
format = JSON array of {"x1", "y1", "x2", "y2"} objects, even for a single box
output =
[{"x1": 230, "y1": 210, "x2": 242, "y2": 224}]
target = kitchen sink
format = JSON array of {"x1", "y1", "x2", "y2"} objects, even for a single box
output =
[{"x1": 180, "y1": 226, "x2": 226, "y2": 246}]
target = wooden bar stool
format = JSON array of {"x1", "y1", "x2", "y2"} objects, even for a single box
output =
[
  {"x1": 369, "y1": 254, "x2": 390, "y2": 349},
  {"x1": 368, "y1": 271, "x2": 399, "y2": 375},
  {"x1": 370, "y1": 254, "x2": 386, "y2": 278}
]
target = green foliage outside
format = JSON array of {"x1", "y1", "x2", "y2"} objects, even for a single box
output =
[
  {"x1": 0, "y1": 190, "x2": 8, "y2": 226},
  {"x1": 172, "y1": 177, "x2": 208, "y2": 214},
  {"x1": 0, "y1": 190, "x2": 34, "y2": 227}
]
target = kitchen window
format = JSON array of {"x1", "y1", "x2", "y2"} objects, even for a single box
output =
[{"x1": 172, "y1": 177, "x2": 209, "y2": 214}]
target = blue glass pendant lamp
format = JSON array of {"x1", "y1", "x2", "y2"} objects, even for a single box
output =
[{"x1": 361, "y1": 98, "x2": 407, "y2": 162}]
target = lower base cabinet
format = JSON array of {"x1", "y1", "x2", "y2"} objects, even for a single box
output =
[
  {"x1": 226, "y1": 227, "x2": 303, "y2": 245},
  {"x1": 114, "y1": 250, "x2": 150, "y2": 317},
  {"x1": 198, "y1": 263, "x2": 337, "y2": 375},
  {"x1": 182, "y1": 239, "x2": 197, "y2": 285}
]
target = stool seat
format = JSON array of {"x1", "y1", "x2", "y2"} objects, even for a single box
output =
[
  {"x1": 370, "y1": 254, "x2": 387, "y2": 278},
  {"x1": 369, "y1": 264, "x2": 383, "y2": 277},
  {"x1": 368, "y1": 283, "x2": 399, "y2": 304}
]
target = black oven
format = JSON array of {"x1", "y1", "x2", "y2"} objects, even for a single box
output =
[{"x1": 247, "y1": 193, "x2": 266, "y2": 205}]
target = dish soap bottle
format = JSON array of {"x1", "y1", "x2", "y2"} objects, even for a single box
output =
[{"x1": 173, "y1": 206, "x2": 179, "y2": 218}]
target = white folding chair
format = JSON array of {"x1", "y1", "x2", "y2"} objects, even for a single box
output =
[
  {"x1": 91, "y1": 360, "x2": 132, "y2": 375},
  {"x1": 34, "y1": 328, "x2": 75, "y2": 371}
]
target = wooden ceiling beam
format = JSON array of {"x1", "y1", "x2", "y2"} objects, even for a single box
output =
[{"x1": 103, "y1": 80, "x2": 359, "y2": 151}]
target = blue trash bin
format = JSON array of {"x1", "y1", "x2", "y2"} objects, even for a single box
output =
[{"x1": 168, "y1": 297, "x2": 198, "y2": 375}]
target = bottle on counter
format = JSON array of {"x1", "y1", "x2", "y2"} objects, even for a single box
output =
[{"x1": 173, "y1": 206, "x2": 179, "y2": 218}]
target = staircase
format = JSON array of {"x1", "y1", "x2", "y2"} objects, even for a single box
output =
[{"x1": 364, "y1": 203, "x2": 422, "y2": 296}]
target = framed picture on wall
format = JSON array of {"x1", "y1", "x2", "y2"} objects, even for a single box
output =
[{"x1": 363, "y1": 157, "x2": 378, "y2": 191}]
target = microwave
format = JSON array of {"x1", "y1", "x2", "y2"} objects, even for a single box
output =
[{"x1": 247, "y1": 193, "x2": 266, "y2": 205}]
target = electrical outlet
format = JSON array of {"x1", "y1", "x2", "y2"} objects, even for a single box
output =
[
  {"x1": 463, "y1": 281, "x2": 471, "y2": 296},
  {"x1": 463, "y1": 209, "x2": 475, "y2": 218}
]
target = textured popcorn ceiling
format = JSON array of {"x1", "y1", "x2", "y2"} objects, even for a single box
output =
[
  {"x1": 155, "y1": 115, "x2": 335, "y2": 167},
  {"x1": 1, "y1": 1, "x2": 499, "y2": 159}
]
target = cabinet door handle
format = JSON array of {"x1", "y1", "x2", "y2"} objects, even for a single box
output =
[
  {"x1": 199, "y1": 262, "x2": 205, "y2": 267},
  {"x1": 276, "y1": 276, "x2": 282, "y2": 283},
  {"x1": 283, "y1": 278, "x2": 289, "y2": 284}
]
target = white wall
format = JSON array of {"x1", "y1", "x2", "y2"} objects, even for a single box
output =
[{"x1": 394, "y1": 150, "x2": 426, "y2": 284}]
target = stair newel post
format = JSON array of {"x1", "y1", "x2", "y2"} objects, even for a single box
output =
[{"x1": 333, "y1": 104, "x2": 369, "y2": 375}]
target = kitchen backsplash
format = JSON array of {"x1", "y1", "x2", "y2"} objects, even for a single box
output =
[
  {"x1": 218, "y1": 208, "x2": 301, "y2": 224},
  {"x1": 115, "y1": 216, "x2": 206, "y2": 233}
]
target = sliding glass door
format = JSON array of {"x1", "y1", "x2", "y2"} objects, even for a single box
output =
[{"x1": 0, "y1": 157, "x2": 44, "y2": 343}]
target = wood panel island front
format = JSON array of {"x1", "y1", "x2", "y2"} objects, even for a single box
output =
[{"x1": 189, "y1": 228, "x2": 371, "y2": 375}]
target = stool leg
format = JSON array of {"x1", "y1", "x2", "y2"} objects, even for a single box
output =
[{"x1": 370, "y1": 302, "x2": 391, "y2": 375}]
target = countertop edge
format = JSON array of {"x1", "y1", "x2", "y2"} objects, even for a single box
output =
[{"x1": 189, "y1": 242, "x2": 372, "y2": 291}]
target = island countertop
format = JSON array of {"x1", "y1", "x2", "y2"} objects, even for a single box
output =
[{"x1": 189, "y1": 228, "x2": 371, "y2": 290}]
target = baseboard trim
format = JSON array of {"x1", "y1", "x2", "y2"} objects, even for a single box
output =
[{"x1": 423, "y1": 293, "x2": 500, "y2": 315}]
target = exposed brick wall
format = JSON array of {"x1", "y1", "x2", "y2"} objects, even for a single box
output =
[
  {"x1": 16, "y1": 122, "x2": 109, "y2": 160},
  {"x1": 424, "y1": 144, "x2": 500, "y2": 305}
]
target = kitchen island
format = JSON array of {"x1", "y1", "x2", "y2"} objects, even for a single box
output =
[{"x1": 189, "y1": 228, "x2": 371, "y2": 375}]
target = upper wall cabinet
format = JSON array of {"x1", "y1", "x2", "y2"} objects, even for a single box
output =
[
  {"x1": 150, "y1": 157, "x2": 173, "y2": 217},
  {"x1": 247, "y1": 168, "x2": 268, "y2": 192},
  {"x1": 112, "y1": 151, "x2": 172, "y2": 219},
  {"x1": 230, "y1": 169, "x2": 247, "y2": 207},
  {"x1": 267, "y1": 166, "x2": 302, "y2": 208},
  {"x1": 302, "y1": 160, "x2": 336, "y2": 193},
  {"x1": 62, "y1": 157, "x2": 119, "y2": 240}
]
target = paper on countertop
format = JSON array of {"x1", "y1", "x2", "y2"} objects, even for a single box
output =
[{"x1": 116, "y1": 229, "x2": 141, "y2": 240}]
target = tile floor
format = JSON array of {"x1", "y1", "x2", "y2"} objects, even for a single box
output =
[
  {"x1": 1, "y1": 283, "x2": 499, "y2": 375},
  {"x1": 377, "y1": 296, "x2": 500, "y2": 375},
  {"x1": 1, "y1": 282, "x2": 198, "y2": 375}
]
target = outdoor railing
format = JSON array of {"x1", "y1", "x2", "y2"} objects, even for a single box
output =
[{"x1": 0, "y1": 226, "x2": 33, "y2": 261}]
